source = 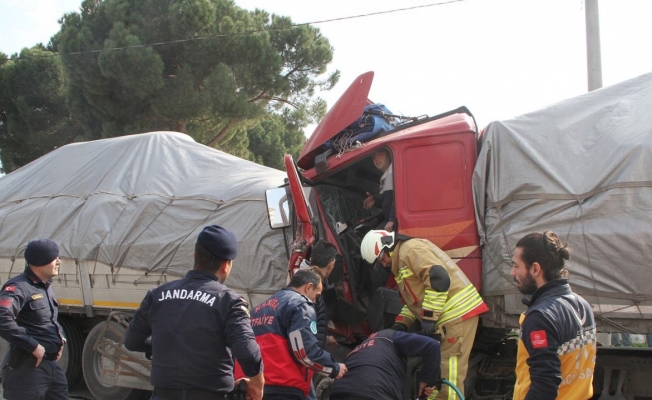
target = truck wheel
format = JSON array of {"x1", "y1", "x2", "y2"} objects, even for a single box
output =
[
  {"x1": 58, "y1": 315, "x2": 84, "y2": 387},
  {"x1": 82, "y1": 321, "x2": 150, "y2": 400},
  {"x1": 314, "y1": 374, "x2": 332, "y2": 400}
]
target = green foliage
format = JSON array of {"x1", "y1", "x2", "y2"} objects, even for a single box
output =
[
  {"x1": 56, "y1": 0, "x2": 337, "y2": 148},
  {"x1": 246, "y1": 114, "x2": 306, "y2": 170},
  {"x1": 0, "y1": 0, "x2": 334, "y2": 171},
  {"x1": 0, "y1": 48, "x2": 84, "y2": 173}
]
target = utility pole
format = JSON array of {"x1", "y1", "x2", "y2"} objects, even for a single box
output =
[{"x1": 585, "y1": 0, "x2": 603, "y2": 91}]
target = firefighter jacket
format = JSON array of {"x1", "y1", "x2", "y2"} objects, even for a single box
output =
[
  {"x1": 329, "y1": 330, "x2": 441, "y2": 400},
  {"x1": 124, "y1": 270, "x2": 262, "y2": 393},
  {"x1": 513, "y1": 279, "x2": 597, "y2": 400},
  {"x1": 0, "y1": 267, "x2": 65, "y2": 356},
  {"x1": 391, "y1": 239, "x2": 488, "y2": 331},
  {"x1": 236, "y1": 287, "x2": 340, "y2": 399}
]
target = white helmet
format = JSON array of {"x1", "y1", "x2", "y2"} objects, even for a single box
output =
[{"x1": 360, "y1": 230, "x2": 395, "y2": 264}]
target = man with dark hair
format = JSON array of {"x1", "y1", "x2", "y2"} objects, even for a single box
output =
[
  {"x1": 363, "y1": 148, "x2": 396, "y2": 232},
  {"x1": 329, "y1": 329, "x2": 441, "y2": 400},
  {"x1": 0, "y1": 239, "x2": 68, "y2": 400},
  {"x1": 511, "y1": 231, "x2": 596, "y2": 400},
  {"x1": 238, "y1": 268, "x2": 346, "y2": 400},
  {"x1": 125, "y1": 225, "x2": 264, "y2": 400},
  {"x1": 299, "y1": 240, "x2": 339, "y2": 400},
  {"x1": 299, "y1": 240, "x2": 338, "y2": 349}
]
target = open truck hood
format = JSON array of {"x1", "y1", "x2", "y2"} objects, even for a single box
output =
[{"x1": 298, "y1": 71, "x2": 374, "y2": 170}]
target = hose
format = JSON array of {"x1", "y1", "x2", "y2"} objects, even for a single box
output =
[{"x1": 441, "y1": 379, "x2": 464, "y2": 400}]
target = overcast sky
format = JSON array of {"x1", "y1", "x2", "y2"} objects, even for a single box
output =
[{"x1": 1, "y1": 0, "x2": 651, "y2": 131}]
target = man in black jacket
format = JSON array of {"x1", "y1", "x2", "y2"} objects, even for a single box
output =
[
  {"x1": 511, "y1": 231, "x2": 596, "y2": 400},
  {"x1": 299, "y1": 240, "x2": 339, "y2": 400},
  {"x1": 0, "y1": 239, "x2": 68, "y2": 400},
  {"x1": 125, "y1": 225, "x2": 264, "y2": 400},
  {"x1": 300, "y1": 240, "x2": 338, "y2": 349},
  {"x1": 329, "y1": 329, "x2": 441, "y2": 400}
]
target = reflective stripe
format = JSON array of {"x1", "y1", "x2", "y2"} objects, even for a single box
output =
[
  {"x1": 423, "y1": 289, "x2": 448, "y2": 312},
  {"x1": 398, "y1": 306, "x2": 415, "y2": 321},
  {"x1": 395, "y1": 267, "x2": 414, "y2": 283},
  {"x1": 448, "y1": 355, "x2": 458, "y2": 400},
  {"x1": 437, "y1": 284, "x2": 485, "y2": 326}
]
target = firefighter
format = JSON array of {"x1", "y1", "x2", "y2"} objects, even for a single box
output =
[
  {"x1": 236, "y1": 268, "x2": 346, "y2": 400},
  {"x1": 360, "y1": 230, "x2": 488, "y2": 400}
]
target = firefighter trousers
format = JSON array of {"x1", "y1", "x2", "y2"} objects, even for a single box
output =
[{"x1": 432, "y1": 316, "x2": 478, "y2": 400}]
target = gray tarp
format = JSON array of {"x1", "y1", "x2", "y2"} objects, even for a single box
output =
[
  {"x1": 473, "y1": 72, "x2": 652, "y2": 301},
  {"x1": 0, "y1": 132, "x2": 288, "y2": 297}
]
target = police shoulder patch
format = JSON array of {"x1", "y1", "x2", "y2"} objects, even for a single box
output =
[
  {"x1": 4, "y1": 286, "x2": 15, "y2": 292},
  {"x1": 310, "y1": 320, "x2": 317, "y2": 334}
]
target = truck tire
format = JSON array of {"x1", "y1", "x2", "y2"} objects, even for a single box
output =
[
  {"x1": 82, "y1": 321, "x2": 150, "y2": 400},
  {"x1": 58, "y1": 315, "x2": 84, "y2": 387}
]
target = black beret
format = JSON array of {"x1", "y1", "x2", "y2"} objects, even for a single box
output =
[
  {"x1": 197, "y1": 225, "x2": 238, "y2": 260},
  {"x1": 24, "y1": 239, "x2": 59, "y2": 266}
]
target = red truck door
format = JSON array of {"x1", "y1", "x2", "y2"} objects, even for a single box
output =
[
  {"x1": 391, "y1": 127, "x2": 483, "y2": 290},
  {"x1": 284, "y1": 154, "x2": 314, "y2": 271}
]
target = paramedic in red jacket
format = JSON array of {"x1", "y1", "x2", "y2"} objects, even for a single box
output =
[{"x1": 237, "y1": 267, "x2": 346, "y2": 400}]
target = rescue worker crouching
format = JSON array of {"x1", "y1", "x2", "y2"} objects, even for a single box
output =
[
  {"x1": 125, "y1": 225, "x2": 264, "y2": 400},
  {"x1": 360, "y1": 230, "x2": 488, "y2": 400},
  {"x1": 329, "y1": 329, "x2": 441, "y2": 400},
  {"x1": 236, "y1": 267, "x2": 346, "y2": 400}
]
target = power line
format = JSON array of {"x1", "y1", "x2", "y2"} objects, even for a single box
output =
[{"x1": 5, "y1": 0, "x2": 463, "y2": 61}]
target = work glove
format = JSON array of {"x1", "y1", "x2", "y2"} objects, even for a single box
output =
[
  {"x1": 391, "y1": 322, "x2": 408, "y2": 331},
  {"x1": 421, "y1": 320, "x2": 436, "y2": 335}
]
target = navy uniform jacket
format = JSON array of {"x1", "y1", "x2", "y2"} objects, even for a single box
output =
[
  {"x1": 329, "y1": 330, "x2": 441, "y2": 400},
  {"x1": 124, "y1": 269, "x2": 262, "y2": 393},
  {"x1": 236, "y1": 287, "x2": 340, "y2": 399},
  {"x1": 0, "y1": 267, "x2": 65, "y2": 356},
  {"x1": 514, "y1": 279, "x2": 597, "y2": 400}
]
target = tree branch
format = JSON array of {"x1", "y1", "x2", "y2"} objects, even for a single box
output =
[{"x1": 206, "y1": 118, "x2": 237, "y2": 147}]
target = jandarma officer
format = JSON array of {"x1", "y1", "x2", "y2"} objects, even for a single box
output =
[
  {"x1": 0, "y1": 239, "x2": 68, "y2": 400},
  {"x1": 125, "y1": 225, "x2": 264, "y2": 400}
]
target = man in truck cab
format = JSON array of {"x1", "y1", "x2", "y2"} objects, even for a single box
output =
[
  {"x1": 362, "y1": 148, "x2": 396, "y2": 232},
  {"x1": 360, "y1": 230, "x2": 488, "y2": 400},
  {"x1": 125, "y1": 225, "x2": 264, "y2": 400},
  {"x1": 510, "y1": 231, "x2": 596, "y2": 399},
  {"x1": 237, "y1": 267, "x2": 346, "y2": 400}
]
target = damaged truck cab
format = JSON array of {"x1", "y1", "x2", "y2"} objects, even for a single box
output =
[{"x1": 267, "y1": 71, "x2": 483, "y2": 347}]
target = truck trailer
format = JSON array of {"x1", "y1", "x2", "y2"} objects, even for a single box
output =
[{"x1": 0, "y1": 131, "x2": 289, "y2": 400}]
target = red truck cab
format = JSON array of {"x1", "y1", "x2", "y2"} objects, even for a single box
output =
[{"x1": 267, "y1": 72, "x2": 482, "y2": 343}]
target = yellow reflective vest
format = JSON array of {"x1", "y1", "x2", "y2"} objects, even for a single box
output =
[
  {"x1": 391, "y1": 239, "x2": 488, "y2": 329},
  {"x1": 513, "y1": 280, "x2": 597, "y2": 400}
]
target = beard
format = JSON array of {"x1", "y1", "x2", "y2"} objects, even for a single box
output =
[{"x1": 515, "y1": 272, "x2": 538, "y2": 295}]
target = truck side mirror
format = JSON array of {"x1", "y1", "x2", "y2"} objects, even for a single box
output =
[{"x1": 265, "y1": 188, "x2": 291, "y2": 229}]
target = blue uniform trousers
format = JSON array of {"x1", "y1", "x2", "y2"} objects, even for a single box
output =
[{"x1": 1, "y1": 356, "x2": 67, "y2": 400}]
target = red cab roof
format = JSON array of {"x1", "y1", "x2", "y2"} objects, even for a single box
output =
[{"x1": 298, "y1": 72, "x2": 374, "y2": 169}]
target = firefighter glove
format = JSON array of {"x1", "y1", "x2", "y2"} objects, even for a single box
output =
[
  {"x1": 421, "y1": 319, "x2": 436, "y2": 335},
  {"x1": 391, "y1": 322, "x2": 408, "y2": 331}
]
